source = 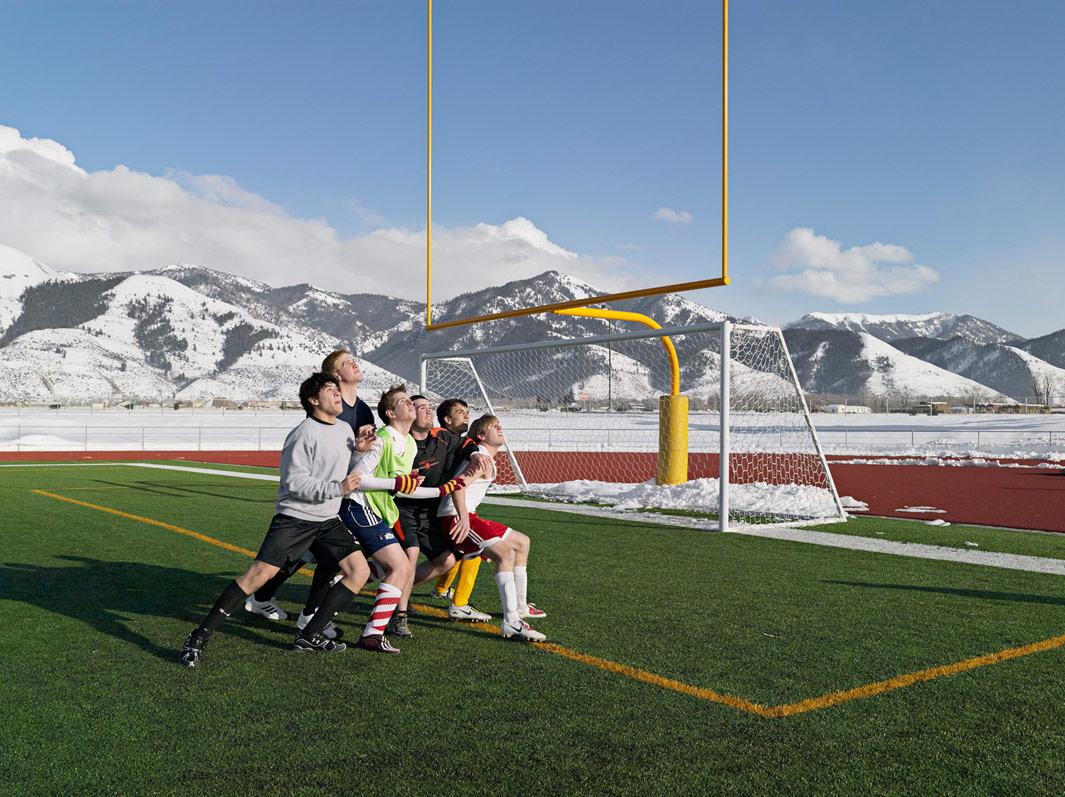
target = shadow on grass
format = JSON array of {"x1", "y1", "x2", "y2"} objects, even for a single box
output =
[
  {"x1": 824, "y1": 579, "x2": 1065, "y2": 608},
  {"x1": 0, "y1": 555, "x2": 290, "y2": 663}
]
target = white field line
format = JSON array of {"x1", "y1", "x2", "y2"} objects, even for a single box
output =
[
  {"x1": 480, "y1": 497, "x2": 1065, "y2": 577},
  {"x1": 11, "y1": 461, "x2": 1065, "y2": 577}
]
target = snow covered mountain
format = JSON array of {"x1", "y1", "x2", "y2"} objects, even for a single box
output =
[
  {"x1": 893, "y1": 336, "x2": 1065, "y2": 402},
  {"x1": 0, "y1": 241, "x2": 1056, "y2": 405},
  {"x1": 785, "y1": 312, "x2": 1019, "y2": 345},
  {"x1": 783, "y1": 328, "x2": 1009, "y2": 402},
  {"x1": 0, "y1": 243, "x2": 74, "y2": 333},
  {"x1": 1017, "y1": 328, "x2": 1065, "y2": 371}
]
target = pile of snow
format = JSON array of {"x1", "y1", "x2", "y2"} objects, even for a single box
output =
[{"x1": 525, "y1": 477, "x2": 843, "y2": 521}]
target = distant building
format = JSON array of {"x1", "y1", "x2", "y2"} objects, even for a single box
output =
[{"x1": 823, "y1": 404, "x2": 872, "y2": 414}]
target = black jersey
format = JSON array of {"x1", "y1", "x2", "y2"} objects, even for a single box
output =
[
  {"x1": 338, "y1": 395, "x2": 374, "y2": 434},
  {"x1": 394, "y1": 427, "x2": 479, "y2": 507}
]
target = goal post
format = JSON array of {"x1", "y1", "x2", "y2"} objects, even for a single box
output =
[{"x1": 420, "y1": 321, "x2": 846, "y2": 531}]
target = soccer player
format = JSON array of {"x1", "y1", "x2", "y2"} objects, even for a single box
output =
[
  {"x1": 438, "y1": 413, "x2": 548, "y2": 642},
  {"x1": 245, "y1": 349, "x2": 375, "y2": 634},
  {"x1": 430, "y1": 398, "x2": 477, "y2": 602},
  {"x1": 395, "y1": 396, "x2": 489, "y2": 631},
  {"x1": 339, "y1": 385, "x2": 484, "y2": 653},
  {"x1": 180, "y1": 372, "x2": 373, "y2": 667}
]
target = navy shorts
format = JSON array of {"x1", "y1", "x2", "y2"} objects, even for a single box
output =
[{"x1": 339, "y1": 499, "x2": 401, "y2": 556}]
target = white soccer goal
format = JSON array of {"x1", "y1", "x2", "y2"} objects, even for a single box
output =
[{"x1": 421, "y1": 321, "x2": 846, "y2": 531}]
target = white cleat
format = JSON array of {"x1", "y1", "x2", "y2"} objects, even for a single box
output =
[
  {"x1": 500, "y1": 618, "x2": 546, "y2": 642},
  {"x1": 448, "y1": 603, "x2": 492, "y2": 623},
  {"x1": 296, "y1": 610, "x2": 342, "y2": 641},
  {"x1": 244, "y1": 597, "x2": 288, "y2": 621}
]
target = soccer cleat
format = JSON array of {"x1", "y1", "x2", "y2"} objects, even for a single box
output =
[
  {"x1": 500, "y1": 618, "x2": 546, "y2": 642},
  {"x1": 448, "y1": 603, "x2": 492, "y2": 623},
  {"x1": 405, "y1": 603, "x2": 421, "y2": 617},
  {"x1": 244, "y1": 597, "x2": 288, "y2": 621},
  {"x1": 386, "y1": 613, "x2": 413, "y2": 639},
  {"x1": 293, "y1": 631, "x2": 347, "y2": 653},
  {"x1": 296, "y1": 610, "x2": 342, "y2": 641},
  {"x1": 431, "y1": 587, "x2": 454, "y2": 601},
  {"x1": 520, "y1": 603, "x2": 547, "y2": 619},
  {"x1": 355, "y1": 633, "x2": 401, "y2": 655},
  {"x1": 180, "y1": 633, "x2": 208, "y2": 667}
]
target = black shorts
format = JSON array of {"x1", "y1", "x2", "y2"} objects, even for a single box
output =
[
  {"x1": 400, "y1": 502, "x2": 455, "y2": 561},
  {"x1": 393, "y1": 510, "x2": 421, "y2": 552},
  {"x1": 255, "y1": 513, "x2": 361, "y2": 568}
]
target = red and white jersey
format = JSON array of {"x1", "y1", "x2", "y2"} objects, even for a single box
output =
[{"x1": 437, "y1": 445, "x2": 496, "y2": 517}]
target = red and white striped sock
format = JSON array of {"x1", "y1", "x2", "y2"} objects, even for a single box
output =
[{"x1": 362, "y1": 582, "x2": 401, "y2": 638}]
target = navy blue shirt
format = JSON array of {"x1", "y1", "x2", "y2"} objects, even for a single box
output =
[{"x1": 338, "y1": 395, "x2": 375, "y2": 434}]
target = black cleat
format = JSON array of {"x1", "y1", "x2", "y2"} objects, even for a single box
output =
[
  {"x1": 293, "y1": 630, "x2": 347, "y2": 654},
  {"x1": 180, "y1": 633, "x2": 208, "y2": 667},
  {"x1": 386, "y1": 613, "x2": 413, "y2": 639}
]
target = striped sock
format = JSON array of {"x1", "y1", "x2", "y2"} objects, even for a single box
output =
[
  {"x1": 494, "y1": 571, "x2": 519, "y2": 626},
  {"x1": 514, "y1": 565, "x2": 529, "y2": 614},
  {"x1": 362, "y1": 582, "x2": 401, "y2": 638}
]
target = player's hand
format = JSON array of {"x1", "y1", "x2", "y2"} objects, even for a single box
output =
[
  {"x1": 449, "y1": 515, "x2": 471, "y2": 544},
  {"x1": 354, "y1": 424, "x2": 376, "y2": 452},
  {"x1": 469, "y1": 453, "x2": 491, "y2": 479},
  {"x1": 342, "y1": 472, "x2": 362, "y2": 494}
]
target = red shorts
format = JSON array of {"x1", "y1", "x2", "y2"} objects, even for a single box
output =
[{"x1": 439, "y1": 513, "x2": 510, "y2": 558}]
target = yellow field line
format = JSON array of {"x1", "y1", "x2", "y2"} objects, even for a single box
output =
[
  {"x1": 769, "y1": 633, "x2": 1065, "y2": 717},
  {"x1": 31, "y1": 489, "x2": 1065, "y2": 717}
]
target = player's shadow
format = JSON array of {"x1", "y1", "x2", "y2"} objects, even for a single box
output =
[
  {"x1": 0, "y1": 555, "x2": 290, "y2": 663},
  {"x1": 823, "y1": 579, "x2": 1065, "y2": 608}
]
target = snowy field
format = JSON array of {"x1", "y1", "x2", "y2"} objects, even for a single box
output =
[{"x1": 1, "y1": 407, "x2": 1064, "y2": 461}]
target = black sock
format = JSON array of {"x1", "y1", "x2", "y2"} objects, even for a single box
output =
[
  {"x1": 254, "y1": 559, "x2": 303, "y2": 602},
  {"x1": 301, "y1": 582, "x2": 356, "y2": 637},
  {"x1": 302, "y1": 563, "x2": 340, "y2": 616},
  {"x1": 195, "y1": 580, "x2": 249, "y2": 637}
]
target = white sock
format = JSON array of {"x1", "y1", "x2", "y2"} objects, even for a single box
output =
[
  {"x1": 514, "y1": 565, "x2": 529, "y2": 613},
  {"x1": 495, "y1": 571, "x2": 519, "y2": 626}
]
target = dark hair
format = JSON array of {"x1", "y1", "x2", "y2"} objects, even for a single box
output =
[
  {"x1": 410, "y1": 394, "x2": 428, "y2": 403},
  {"x1": 467, "y1": 413, "x2": 499, "y2": 443},
  {"x1": 377, "y1": 384, "x2": 409, "y2": 425},
  {"x1": 299, "y1": 372, "x2": 341, "y2": 415},
  {"x1": 436, "y1": 398, "x2": 469, "y2": 427}
]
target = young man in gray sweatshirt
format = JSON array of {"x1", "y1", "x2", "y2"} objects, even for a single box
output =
[{"x1": 180, "y1": 372, "x2": 375, "y2": 666}]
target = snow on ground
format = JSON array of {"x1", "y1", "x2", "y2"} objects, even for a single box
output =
[{"x1": 525, "y1": 477, "x2": 842, "y2": 521}]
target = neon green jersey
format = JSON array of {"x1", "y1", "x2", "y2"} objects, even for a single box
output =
[{"x1": 364, "y1": 426, "x2": 416, "y2": 527}]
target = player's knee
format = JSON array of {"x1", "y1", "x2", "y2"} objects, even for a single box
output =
[
  {"x1": 242, "y1": 561, "x2": 279, "y2": 592},
  {"x1": 511, "y1": 531, "x2": 530, "y2": 553},
  {"x1": 340, "y1": 555, "x2": 369, "y2": 584}
]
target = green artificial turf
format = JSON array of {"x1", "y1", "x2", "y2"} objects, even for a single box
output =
[{"x1": 2, "y1": 461, "x2": 1065, "y2": 795}]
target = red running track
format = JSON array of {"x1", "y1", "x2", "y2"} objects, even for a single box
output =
[{"x1": 3, "y1": 449, "x2": 1063, "y2": 533}]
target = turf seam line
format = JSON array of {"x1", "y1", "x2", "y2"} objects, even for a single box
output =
[{"x1": 31, "y1": 488, "x2": 1065, "y2": 718}]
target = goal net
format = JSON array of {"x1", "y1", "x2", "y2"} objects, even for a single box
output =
[{"x1": 421, "y1": 321, "x2": 845, "y2": 531}]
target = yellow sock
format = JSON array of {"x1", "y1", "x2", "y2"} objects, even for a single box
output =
[
  {"x1": 453, "y1": 557, "x2": 482, "y2": 607},
  {"x1": 435, "y1": 562, "x2": 460, "y2": 594}
]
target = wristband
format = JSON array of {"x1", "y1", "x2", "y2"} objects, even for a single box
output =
[
  {"x1": 437, "y1": 476, "x2": 467, "y2": 497},
  {"x1": 393, "y1": 474, "x2": 420, "y2": 494}
]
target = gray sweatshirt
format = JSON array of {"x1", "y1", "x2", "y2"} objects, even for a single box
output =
[{"x1": 275, "y1": 416, "x2": 355, "y2": 521}]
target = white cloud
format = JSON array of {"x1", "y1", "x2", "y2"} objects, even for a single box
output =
[
  {"x1": 652, "y1": 207, "x2": 693, "y2": 224},
  {"x1": 0, "y1": 125, "x2": 632, "y2": 300},
  {"x1": 615, "y1": 243, "x2": 644, "y2": 251},
  {"x1": 761, "y1": 227, "x2": 939, "y2": 303}
]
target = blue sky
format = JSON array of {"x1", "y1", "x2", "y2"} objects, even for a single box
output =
[{"x1": 0, "y1": 0, "x2": 1062, "y2": 336}]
